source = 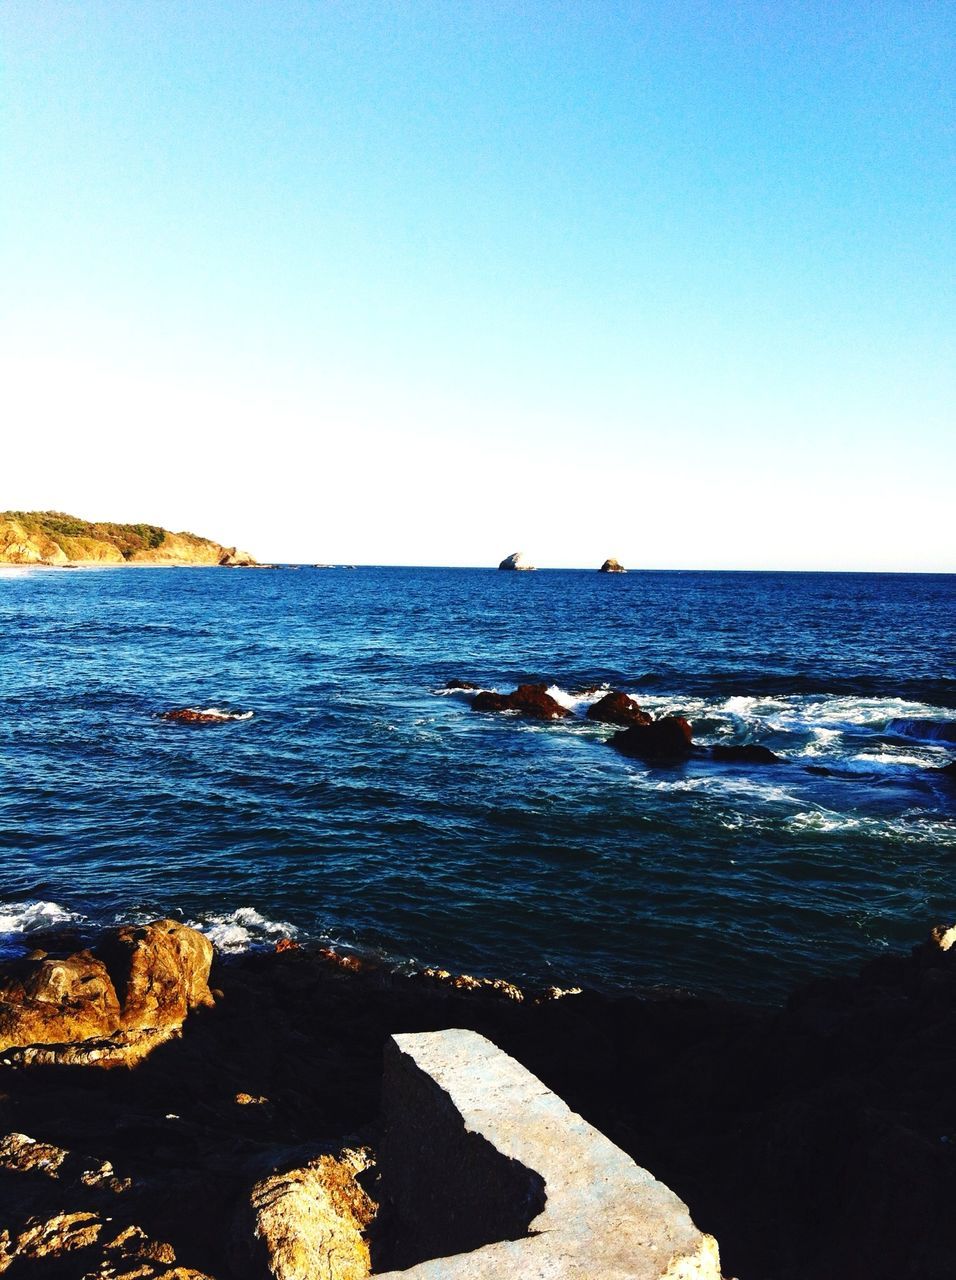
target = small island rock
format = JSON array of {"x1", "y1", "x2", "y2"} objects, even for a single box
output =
[
  {"x1": 587, "y1": 691, "x2": 652, "y2": 727},
  {"x1": 472, "y1": 683, "x2": 570, "y2": 720},
  {"x1": 498, "y1": 551, "x2": 535, "y2": 571},
  {"x1": 609, "y1": 716, "x2": 694, "y2": 764},
  {"x1": 599, "y1": 558, "x2": 626, "y2": 573}
]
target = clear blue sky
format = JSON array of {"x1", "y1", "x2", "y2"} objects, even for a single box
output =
[{"x1": 2, "y1": 2, "x2": 953, "y2": 568}]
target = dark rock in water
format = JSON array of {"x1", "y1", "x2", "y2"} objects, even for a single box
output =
[
  {"x1": 711, "y1": 744, "x2": 782, "y2": 765},
  {"x1": 887, "y1": 718, "x2": 956, "y2": 744},
  {"x1": 599, "y1": 558, "x2": 626, "y2": 573},
  {"x1": 444, "y1": 679, "x2": 479, "y2": 691},
  {"x1": 471, "y1": 684, "x2": 570, "y2": 720},
  {"x1": 160, "y1": 708, "x2": 249, "y2": 724},
  {"x1": 587, "y1": 691, "x2": 652, "y2": 728},
  {"x1": 805, "y1": 764, "x2": 833, "y2": 776},
  {"x1": 609, "y1": 716, "x2": 693, "y2": 763},
  {"x1": 935, "y1": 760, "x2": 956, "y2": 782}
]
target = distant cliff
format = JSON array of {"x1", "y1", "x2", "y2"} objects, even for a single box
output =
[{"x1": 0, "y1": 511, "x2": 256, "y2": 566}]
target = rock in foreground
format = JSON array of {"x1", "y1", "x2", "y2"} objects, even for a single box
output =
[
  {"x1": 609, "y1": 716, "x2": 694, "y2": 764},
  {"x1": 471, "y1": 684, "x2": 571, "y2": 720},
  {"x1": 0, "y1": 920, "x2": 214, "y2": 1065}
]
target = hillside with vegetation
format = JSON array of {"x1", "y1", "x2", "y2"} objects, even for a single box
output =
[{"x1": 0, "y1": 511, "x2": 255, "y2": 566}]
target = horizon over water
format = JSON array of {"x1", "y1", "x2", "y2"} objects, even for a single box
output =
[{"x1": 1, "y1": 565, "x2": 954, "y2": 1002}]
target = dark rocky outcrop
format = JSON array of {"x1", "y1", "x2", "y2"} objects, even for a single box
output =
[
  {"x1": 0, "y1": 920, "x2": 214, "y2": 1065},
  {"x1": 599, "y1": 558, "x2": 626, "y2": 573},
  {"x1": 1, "y1": 927, "x2": 954, "y2": 1280},
  {"x1": 711, "y1": 744, "x2": 782, "y2": 765},
  {"x1": 443, "y1": 679, "x2": 479, "y2": 691},
  {"x1": 471, "y1": 684, "x2": 570, "y2": 720},
  {"x1": 609, "y1": 716, "x2": 693, "y2": 763},
  {"x1": 586, "y1": 691, "x2": 652, "y2": 728},
  {"x1": 935, "y1": 760, "x2": 956, "y2": 781}
]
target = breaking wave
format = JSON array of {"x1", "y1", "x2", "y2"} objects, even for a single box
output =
[{"x1": 189, "y1": 907, "x2": 298, "y2": 952}]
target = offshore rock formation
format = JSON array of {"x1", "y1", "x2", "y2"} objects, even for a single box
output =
[
  {"x1": 599, "y1": 558, "x2": 626, "y2": 573},
  {"x1": 0, "y1": 511, "x2": 256, "y2": 567},
  {"x1": 586, "y1": 691, "x2": 652, "y2": 728},
  {"x1": 0, "y1": 920, "x2": 214, "y2": 1065},
  {"x1": 609, "y1": 715, "x2": 694, "y2": 764},
  {"x1": 160, "y1": 708, "x2": 254, "y2": 724},
  {"x1": 497, "y1": 552, "x2": 535, "y2": 571},
  {"x1": 471, "y1": 684, "x2": 571, "y2": 720}
]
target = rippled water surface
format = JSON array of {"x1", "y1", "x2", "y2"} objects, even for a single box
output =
[{"x1": 1, "y1": 566, "x2": 954, "y2": 999}]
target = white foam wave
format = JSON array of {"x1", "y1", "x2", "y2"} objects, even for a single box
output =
[
  {"x1": 0, "y1": 900, "x2": 86, "y2": 935},
  {"x1": 191, "y1": 906, "x2": 297, "y2": 953},
  {"x1": 786, "y1": 810, "x2": 956, "y2": 845}
]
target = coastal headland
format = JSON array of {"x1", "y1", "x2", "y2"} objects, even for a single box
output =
[
  {"x1": 0, "y1": 512, "x2": 256, "y2": 567},
  {"x1": 1, "y1": 921, "x2": 954, "y2": 1280}
]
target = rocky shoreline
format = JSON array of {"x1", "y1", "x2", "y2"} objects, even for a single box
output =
[{"x1": 1, "y1": 921, "x2": 955, "y2": 1279}]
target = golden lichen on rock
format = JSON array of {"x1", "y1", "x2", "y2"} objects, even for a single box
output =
[
  {"x1": 0, "y1": 920, "x2": 214, "y2": 1066},
  {"x1": 236, "y1": 1148, "x2": 376, "y2": 1280},
  {"x1": 0, "y1": 511, "x2": 255, "y2": 566}
]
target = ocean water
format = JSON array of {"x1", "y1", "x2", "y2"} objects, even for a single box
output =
[{"x1": 0, "y1": 565, "x2": 954, "y2": 1001}]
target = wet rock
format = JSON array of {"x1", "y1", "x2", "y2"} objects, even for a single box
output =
[
  {"x1": 235, "y1": 1148, "x2": 375, "y2": 1280},
  {"x1": 442, "y1": 679, "x2": 479, "y2": 691},
  {"x1": 609, "y1": 716, "x2": 693, "y2": 764},
  {"x1": 497, "y1": 552, "x2": 534, "y2": 571},
  {"x1": 159, "y1": 708, "x2": 248, "y2": 724},
  {"x1": 935, "y1": 760, "x2": 956, "y2": 781},
  {"x1": 711, "y1": 744, "x2": 782, "y2": 764},
  {"x1": 471, "y1": 684, "x2": 570, "y2": 720},
  {"x1": 599, "y1": 558, "x2": 626, "y2": 573},
  {"x1": 0, "y1": 920, "x2": 213, "y2": 1064},
  {"x1": 586, "y1": 690, "x2": 652, "y2": 728}
]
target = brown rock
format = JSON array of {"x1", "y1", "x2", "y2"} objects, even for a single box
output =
[
  {"x1": 586, "y1": 691, "x2": 652, "y2": 728},
  {"x1": 599, "y1": 558, "x2": 626, "y2": 573},
  {"x1": 609, "y1": 715, "x2": 694, "y2": 764},
  {"x1": 0, "y1": 920, "x2": 213, "y2": 1063},
  {"x1": 236, "y1": 1148, "x2": 375, "y2": 1280},
  {"x1": 99, "y1": 920, "x2": 215, "y2": 1032},
  {"x1": 471, "y1": 684, "x2": 570, "y2": 720}
]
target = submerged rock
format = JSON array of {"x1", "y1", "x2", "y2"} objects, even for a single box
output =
[
  {"x1": 609, "y1": 716, "x2": 694, "y2": 764},
  {"x1": 935, "y1": 760, "x2": 956, "y2": 782},
  {"x1": 586, "y1": 691, "x2": 652, "y2": 728},
  {"x1": 471, "y1": 684, "x2": 570, "y2": 720},
  {"x1": 0, "y1": 919, "x2": 214, "y2": 1065},
  {"x1": 497, "y1": 552, "x2": 535, "y2": 571},
  {"x1": 711, "y1": 744, "x2": 782, "y2": 765},
  {"x1": 443, "y1": 679, "x2": 479, "y2": 691},
  {"x1": 599, "y1": 558, "x2": 626, "y2": 573}
]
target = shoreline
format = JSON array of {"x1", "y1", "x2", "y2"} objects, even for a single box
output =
[{"x1": 2, "y1": 921, "x2": 955, "y2": 1278}]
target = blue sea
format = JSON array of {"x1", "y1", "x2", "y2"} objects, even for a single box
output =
[{"x1": 1, "y1": 565, "x2": 954, "y2": 1001}]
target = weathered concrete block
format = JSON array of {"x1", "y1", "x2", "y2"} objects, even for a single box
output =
[{"x1": 376, "y1": 1028, "x2": 721, "y2": 1279}]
